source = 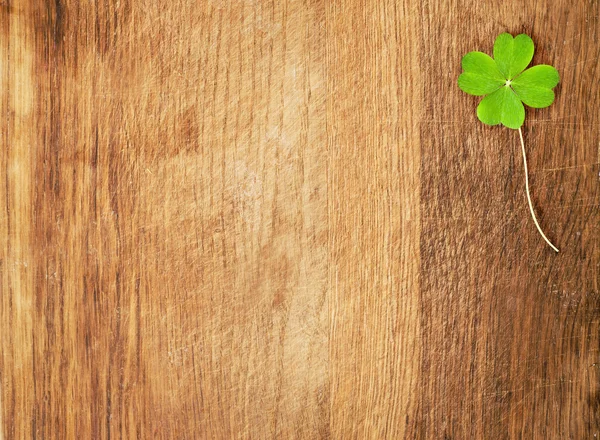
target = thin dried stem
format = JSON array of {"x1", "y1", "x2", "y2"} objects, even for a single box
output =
[{"x1": 518, "y1": 127, "x2": 559, "y2": 253}]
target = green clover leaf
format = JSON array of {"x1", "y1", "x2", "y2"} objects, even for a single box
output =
[{"x1": 458, "y1": 33, "x2": 560, "y2": 129}]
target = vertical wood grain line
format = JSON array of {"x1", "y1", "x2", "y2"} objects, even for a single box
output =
[
  {"x1": 327, "y1": 1, "x2": 421, "y2": 437},
  {"x1": 0, "y1": 6, "x2": 5, "y2": 439}
]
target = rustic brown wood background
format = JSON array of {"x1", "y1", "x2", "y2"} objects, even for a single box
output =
[{"x1": 1, "y1": 0, "x2": 598, "y2": 438}]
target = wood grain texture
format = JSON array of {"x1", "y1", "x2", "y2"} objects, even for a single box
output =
[{"x1": 0, "y1": 0, "x2": 598, "y2": 439}]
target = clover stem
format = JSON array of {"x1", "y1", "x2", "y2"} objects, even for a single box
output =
[{"x1": 518, "y1": 127, "x2": 559, "y2": 253}]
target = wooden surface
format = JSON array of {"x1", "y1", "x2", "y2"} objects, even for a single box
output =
[{"x1": 1, "y1": 0, "x2": 598, "y2": 438}]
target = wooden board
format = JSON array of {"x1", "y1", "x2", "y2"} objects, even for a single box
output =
[{"x1": 1, "y1": 0, "x2": 598, "y2": 438}]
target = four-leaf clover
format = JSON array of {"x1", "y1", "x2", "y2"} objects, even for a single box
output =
[
  {"x1": 458, "y1": 33, "x2": 561, "y2": 252},
  {"x1": 458, "y1": 33, "x2": 560, "y2": 129}
]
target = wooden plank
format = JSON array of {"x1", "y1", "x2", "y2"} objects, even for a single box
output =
[
  {"x1": 418, "y1": 1, "x2": 599, "y2": 438},
  {"x1": 326, "y1": 1, "x2": 421, "y2": 438},
  {"x1": 1, "y1": 2, "x2": 36, "y2": 439},
  {"x1": 2, "y1": 1, "x2": 328, "y2": 438}
]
